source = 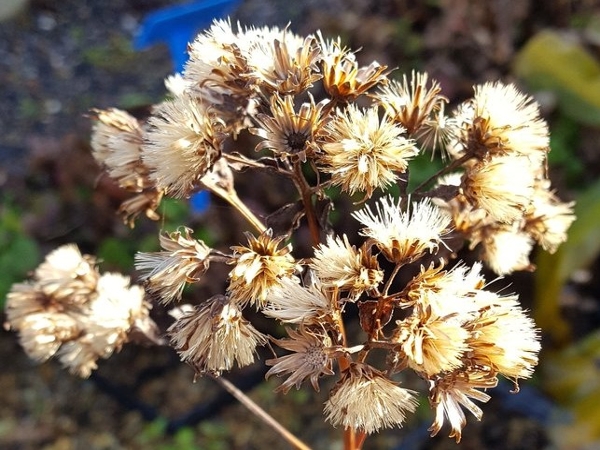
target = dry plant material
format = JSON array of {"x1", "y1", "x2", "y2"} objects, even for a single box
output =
[{"x1": 5, "y1": 19, "x2": 576, "y2": 448}]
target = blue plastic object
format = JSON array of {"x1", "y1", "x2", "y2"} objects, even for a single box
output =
[
  {"x1": 134, "y1": 0, "x2": 241, "y2": 212},
  {"x1": 134, "y1": 0, "x2": 241, "y2": 72}
]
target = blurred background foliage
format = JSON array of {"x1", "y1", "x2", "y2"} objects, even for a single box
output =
[{"x1": 3, "y1": 0, "x2": 600, "y2": 448}]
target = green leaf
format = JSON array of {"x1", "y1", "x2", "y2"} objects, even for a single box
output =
[
  {"x1": 0, "y1": 235, "x2": 40, "y2": 309},
  {"x1": 534, "y1": 178, "x2": 600, "y2": 343},
  {"x1": 513, "y1": 30, "x2": 600, "y2": 125}
]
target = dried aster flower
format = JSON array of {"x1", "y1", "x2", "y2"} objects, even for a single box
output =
[
  {"x1": 524, "y1": 180, "x2": 576, "y2": 253},
  {"x1": 5, "y1": 245, "x2": 156, "y2": 378},
  {"x1": 247, "y1": 33, "x2": 322, "y2": 95},
  {"x1": 310, "y1": 234, "x2": 383, "y2": 297},
  {"x1": 454, "y1": 81, "x2": 550, "y2": 159},
  {"x1": 90, "y1": 108, "x2": 146, "y2": 189},
  {"x1": 135, "y1": 227, "x2": 211, "y2": 304},
  {"x1": 251, "y1": 93, "x2": 326, "y2": 161},
  {"x1": 462, "y1": 155, "x2": 536, "y2": 223},
  {"x1": 465, "y1": 298, "x2": 540, "y2": 380},
  {"x1": 428, "y1": 369, "x2": 497, "y2": 442},
  {"x1": 143, "y1": 95, "x2": 225, "y2": 197},
  {"x1": 394, "y1": 308, "x2": 470, "y2": 377},
  {"x1": 264, "y1": 276, "x2": 333, "y2": 324},
  {"x1": 169, "y1": 295, "x2": 267, "y2": 375},
  {"x1": 319, "y1": 33, "x2": 389, "y2": 101},
  {"x1": 90, "y1": 108, "x2": 162, "y2": 225},
  {"x1": 266, "y1": 326, "x2": 335, "y2": 393},
  {"x1": 324, "y1": 364, "x2": 418, "y2": 434},
  {"x1": 478, "y1": 226, "x2": 535, "y2": 275},
  {"x1": 228, "y1": 229, "x2": 297, "y2": 307},
  {"x1": 376, "y1": 71, "x2": 447, "y2": 137},
  {"x1": 34, "y1": 244, "x2": 99, "y2": 304},
  {"x1": 319, "y1": 105, "x2": 419, "y2": 198},
  {"x1": 57, "y1": 273, "x2": 152, "y2": 377},
  {"x1": 353, "y1": 196, "x2": 451, "y2": 264}
]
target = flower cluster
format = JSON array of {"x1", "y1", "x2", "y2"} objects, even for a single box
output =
[
  {"x1": 4, "y1": 244, "x2": 158, "y2": 377},
  {"x1": 6, "y1": 19, "x2": 576, "y2": 447}
]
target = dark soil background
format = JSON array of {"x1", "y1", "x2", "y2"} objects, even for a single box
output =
[{"x1": 2, "y1": 1, "x2": 600, "y2": 449}]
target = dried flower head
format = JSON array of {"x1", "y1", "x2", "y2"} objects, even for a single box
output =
[
  {"x1": 394, "y1": 308, "x2": 470, "y2": 377},
  {"x1": 90, "y1": 108, "x2": 163, "y2": 225},
  {"x1": 454, "y1": 81, "x2": 550, "y2": 159},
  {"x1": 169, "y1": 295, "x2": 267, "y2": 375},
  {"x1": 264, "y1": 276, "x2": 334, "y2": 325},
  {"x1": 143, "y1": 95, "x2": 225, "y2": 197},
  {"x1": 247, "y1": 33, "x2": 322, "y2": 95},
  {"x1": 319, "y1": 33, "x2": 389, "y2": 101},
  {"x1": 228, "y1": 230, "x2": 297, "y2": 307},
  {"x1": 34, "y1": 244, "x2": 99, "y2": 304},
  {"x1": 266, "y1": 326, "x2": 335, "y2": 393},
  {"x1": 319, "y1": 105, "x2": 419, "y2": 198},
  {"x1": 5, "y1": 245, "x2": 156, "y2": 377},
  {"x1": 428, "y1": 369, "x2": 497, "y2": 442},
  {"x1": 353, "y1": 196, "x2": 451, "y2": 264},
  {"x1": 465, "y1": 298, "x2": 540, "y2": 380},
  {"x1": 251, "y1": 93, "x2": 327, "y2": 161},
  {"x1": 310, "y1": 234, "x2": 383, "y2": 297},
  {"x1": 135, "y1": 227, "x2": 211, "y2": 304},
  {"x1": 462, "y1": 155, "x2": 536, "y2": 223},
  {"x1": 478, "y1": 226, "x2": 535, "y2": 275},
  {"x1": 324, "y1": 364, "x2": 418, "y2": 434},
  {"x1": 525, "y1": 180, "x2": 576, "y2": 253},
  {"x1": 57, "y1": 273, "x2": 152, "y2": 377},
  {"x1": 376, "y1": 71, "x2": 447, "y2": 137}
]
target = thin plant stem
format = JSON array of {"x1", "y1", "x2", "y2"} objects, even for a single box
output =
[
  {"x1": 382, "y1": 263, "x2": 403, "y2": 297},
  {"x1": 211, "y1": 375, "x2": 312, "y2": 450},
  {"x1": 291, "y1": 161, "x2": 321, "y2": 246},
  {"x1": 206, "y1": 184, "x2": 267, "y2": 235}
]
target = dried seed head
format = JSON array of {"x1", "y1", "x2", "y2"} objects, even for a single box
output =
[
  {"x1": 135, "y1": 227, "x2": 211, "y2": 304},
  {"x1": 310, "y1": 234, "x2": 383, "y2": 297},
  {"x1": 228, "y1": 230, "x2": 297, "y2": 307},
  {"x1": 319, "y1": 105, "x2": 419, "y2": 198},
  {"x1": 324, "y1": 364, "x2": 418, "y2": 434},
  {"x1": 353, "y1": 196, "x2": 451, "y2": 264},
  {"x1": 266, "y1": 326, "x2": 334, "y2": 393},
  {"x1": 169, "y1": 295, "x2": 267, "y2": 375}
]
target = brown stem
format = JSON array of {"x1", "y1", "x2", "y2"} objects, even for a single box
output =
[
  {"x1": 212, "y1": 375, "x2": 312, "y2": 450},
  {"x1": 205, "y1": 183, "x2": 267, "y2": 234},
  {"x1": 291, "y1": 161, "x2": 321, "y2": 246},
  {"x1": 382, "y1": 263, "x2": 403, "y2": 297}
]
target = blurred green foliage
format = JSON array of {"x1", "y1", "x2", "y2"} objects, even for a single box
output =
[{"x1": 0, "y1": 199, "x2": 40, "y2": 309}]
